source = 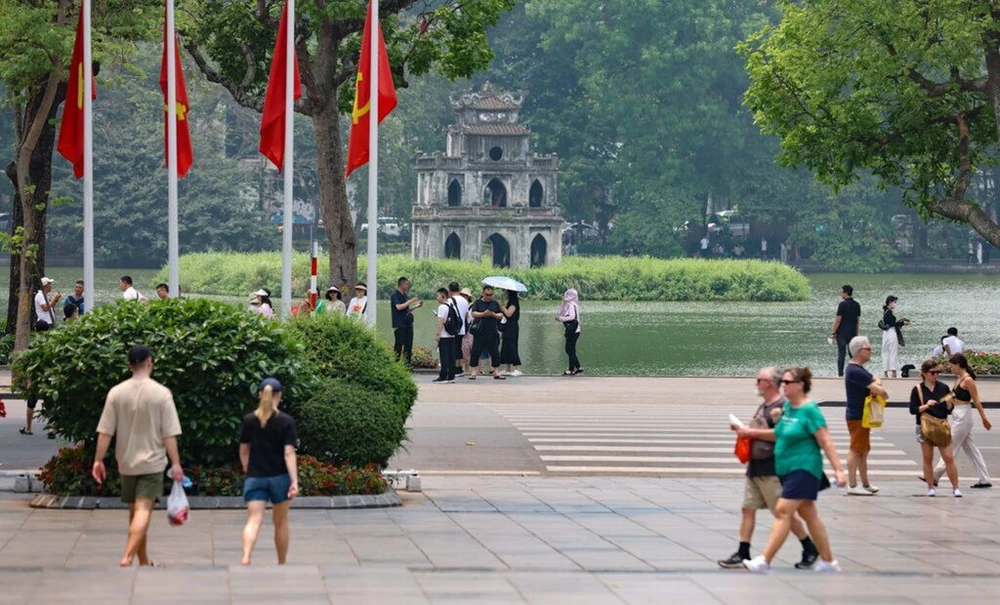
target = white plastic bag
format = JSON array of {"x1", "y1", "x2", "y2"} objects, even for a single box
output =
[{"x1": 166, "y1": 480, "x2": 190, "y2": 526}]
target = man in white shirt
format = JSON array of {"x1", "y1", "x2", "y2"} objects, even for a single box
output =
[
  {"x1": 432, "y1": 288, "x2": 457, "y2": 383},
  {"x1": 700, "y1": 236, "x2": 710, "y2": 257},
  {"x1": 120, "y1": 275, "x2": 147, "y2": 302},
  {"x1": 448, "y1": 282, "x2": 470, "y2": 376},
  {"x1": 34, "y1": 277, "x2": 61, "y2": 332},
  {"x1": 943, "y1": 327, "x2": 965, "y2": 356}
]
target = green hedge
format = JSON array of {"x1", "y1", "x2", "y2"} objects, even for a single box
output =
[
  {"x1": 157, "y1": 252, "x2": 811, "y2": 302},
  {"x1": 14, "y1": 299, "x2": 309, "y2": 468},
  {"x1": 286, "y1": 313, "x2": 416, "y2": 467}
]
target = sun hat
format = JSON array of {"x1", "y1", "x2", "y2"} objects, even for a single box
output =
[
  {"x1": 258, "y1": 377, "x2": 282, "y2": 392},
  {"x1": 41, "y1": 277, "x2": 55, "y2": 286},
  {"x1": 326, "y1": 285, "x2": 341, "y2": 294},
  {"x1": 251, "y1": 289, "x2": 269, "y2": 297},
  {"x1": 354, "y1": 283, "x2": 367, "y2": 292},
  {"x1": 459, "y1": 287, "x2": 473, "y2": 299}
]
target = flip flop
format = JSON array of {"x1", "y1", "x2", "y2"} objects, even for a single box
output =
[
  {"x1": 493, "y1": 374, "x2": 506, "y2": 380},
  {"x1": 18, "y1": 428, "x2": 33, "y2": 436}
]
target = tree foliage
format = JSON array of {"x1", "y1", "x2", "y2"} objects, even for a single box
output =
[{"x1": 741, "y1": 0, "x2": 1000, "y2": 247}]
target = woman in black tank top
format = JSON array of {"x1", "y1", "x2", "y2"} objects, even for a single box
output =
[{"x1": 939, "y1": 355, "x2": 993, "y2": 488}]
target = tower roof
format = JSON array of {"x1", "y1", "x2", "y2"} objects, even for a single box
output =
[{"x1": 450, "y1": 81, "x2": 525, "y2": 111}]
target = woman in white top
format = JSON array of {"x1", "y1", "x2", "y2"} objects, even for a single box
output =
[
  {"x1": 346, "y1": 283, "x2": 368, "y2": 320},
  {"x1": 556, "y1": 288, "x2": 583, "y2": 375},
  {"x1": 249, "y1": 289, "x2": 274, "y2": 319},
  {"x1": 879, "y1": 296, "x2": 909, "y2": 378}
]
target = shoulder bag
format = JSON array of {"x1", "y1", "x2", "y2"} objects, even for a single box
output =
[{"x1": 917, "y1": 385, "x2": 952, "y2": 447}]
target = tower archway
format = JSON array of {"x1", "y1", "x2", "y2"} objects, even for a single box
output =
[
  {"x1": 529, "y1": 180, "x2": 543, "y2": 208},
  {"x1": 445, "y1": 232, "x2": 462, "y2": 259},
  {"x1": 448, "y1": 179, "x2": 462, "y2": 207},
  {"x1": 530, "y1": 234, "x2": 547, "y2": 268},
  {"x1": 484, "y1": 178, "x2": 507, "y2": 207},
  {"x1": 486, "y1": 233, "x2": 511, "y2": 268}
]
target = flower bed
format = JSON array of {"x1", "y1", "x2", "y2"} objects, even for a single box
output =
[
  {"x1": 935, "y1": 351, "x2": 1000, "y2": 376},
  {"x1": 38, "y1": 446, "x2": 387, "y2": 497}
]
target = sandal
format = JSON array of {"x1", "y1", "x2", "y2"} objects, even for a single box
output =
[
  {"x1": 493, "y1": 374, "x2": 506, "y2": 380},
  {"x1": 468, "y1": 375, "x2": 477, "y2": 380},
  {"x1": 573, "y1": 368, "x2": 585, "y2": 375},
  {"x1": 562, "y1": 371, "x2": 574, "y2": 376},
  {"x1": 19, "y1": 427, "x2": 33, "y2": 436}
]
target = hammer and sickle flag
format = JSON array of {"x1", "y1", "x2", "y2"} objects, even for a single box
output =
[
  {"x1": 57, "y1": 9, "x2": 97, "y2": 180},
  {"x1": 259, "y1": 2, "x2": 302, "y2": 173},
  {"x1": 345, "y1": 0, "x2": 397, "y2": 178},
  {"x1": 159, "y1": 17, "x2": 193, "y2": 178}
]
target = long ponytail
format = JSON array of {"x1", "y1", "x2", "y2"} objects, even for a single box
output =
[
  {"x1": 950, "y1": 353, "x2": 976, "y2": 380},
  {"x1": 255, "y1": 385, "x2": 278, "y2": 427}
]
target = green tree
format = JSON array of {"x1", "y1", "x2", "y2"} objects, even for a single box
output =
[
  {"x1": 184, "y1": 0, "x2": 516, "y2": 288},
  {"x1": 741, "y1": 0, "x2": 1000, "y2": 248},
  {"x1": 0, "y1": 0, "x2": 160, "y2": 349}
]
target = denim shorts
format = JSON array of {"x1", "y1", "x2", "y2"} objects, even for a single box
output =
[{"x1": 243, "y1": 473, "x2": 292, "y2": 504}]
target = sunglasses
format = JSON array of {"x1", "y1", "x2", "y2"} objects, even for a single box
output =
[{"x1": 780, "y1": 379, "x2": 802, "y2": 385}]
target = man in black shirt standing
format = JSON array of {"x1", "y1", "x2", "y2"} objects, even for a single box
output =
[
  {"x1": 390, "y1": 277, "x2": 421, "y2": 366},
  {"x1": 469, "y1": 286, "x2": 505, "y2": 380},
  {"x1": 831, "y1": 285, "x2": 861, "y2": 377}
]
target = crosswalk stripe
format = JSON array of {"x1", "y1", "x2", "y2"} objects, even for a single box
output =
[
  {"x1": 526, "y1": 438, "x2": 898, "y2": 449},
  {"x1": 539, "y1": 455, "x2": 917, "y2": 466},
  {"x1": 543, "y1": 467, "x2": 941, "y2": 477}
]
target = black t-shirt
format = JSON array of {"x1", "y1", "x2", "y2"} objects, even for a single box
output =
[
  {"x1": 747, "y1": 399, "x2": 783, "y2": 478},
  {"x1": 471, "y1": 299, "x2": 502, "y2": 333},
  {"x1": 910, "y1": 382, "x2": 952, "y2": 424},
  {"x1": 390, "y1": 289, "x2": 409, "y2": 329},
  {"x1": 836, "y1": 298, "x2": 861, "y2": 337},
  {"x1": 240, "y1": 411, "x2": 298, "y2": 477}
]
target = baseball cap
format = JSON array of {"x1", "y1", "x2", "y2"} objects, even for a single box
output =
[
  {"x1": 41, "y1": 277, "x2": 55, "y2": 286},
  {"x1": 258, "y1": 377, "x2": 282, "y2": 393}
]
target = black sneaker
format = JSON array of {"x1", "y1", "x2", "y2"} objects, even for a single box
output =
[
  {"x1": 431, "y1": 378, "x2": 448, "y2": 383},
  {"x1": 718, "y1": 552, "x2": 746, "y2": 569},
  {"x1": 971, "y1": 483, "x2": 992, "y2": 488},
  {"x1": 795, "y1": 549, "x2": 819, "y2": 569}
]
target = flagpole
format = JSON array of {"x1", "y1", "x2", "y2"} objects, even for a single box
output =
[
  {"x1": 166, "y1": 0, "x2": 179, "y2": 297},
  {"x1": 281, "y1": 0, "x2": 295, "y2": 319},
  {"x1": 82, "y1": 0, "x2": 94, "y2": 310},
  {"x1": 364, "y1": 0, "x2": 379, "y2": 327}
]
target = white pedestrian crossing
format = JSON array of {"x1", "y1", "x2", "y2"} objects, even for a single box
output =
[{"x1": 495, "y1": 405, "x2": 921, "y2": 476}]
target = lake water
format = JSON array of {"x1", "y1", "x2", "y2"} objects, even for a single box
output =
[{"x1": 3, "y1": 269, "x2": 998, "y2": 377}]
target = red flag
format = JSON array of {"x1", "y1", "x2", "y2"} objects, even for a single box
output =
[
  {"x1": 345, "y1": 0, "x2": 397, "y2": 177},
  {"x1": 57, "y1": 10, "x2": 96, "y2": 179},
  {"x1": 259, "y1": 2, "x2": 302, "y2": 172},
  {"x1": 160, "y1": 19, "x2": 193, "y2": 178}
]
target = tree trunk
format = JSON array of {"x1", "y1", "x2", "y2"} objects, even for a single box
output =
[
  {"x1": 313, "y1": 102, "x2": 358, "y2": 290},
  {"x1": 6, "y1": 85, "x2": 58, "y2": 338}
]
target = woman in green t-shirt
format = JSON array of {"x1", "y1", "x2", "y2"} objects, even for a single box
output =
[{"x1": 738, "y1": 367, "x2": 847, "y2": 573}]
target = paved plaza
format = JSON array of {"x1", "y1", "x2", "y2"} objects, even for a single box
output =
[
  {"x1": 1, "y1": 476, "x2": 999, "y2": 603},
  {"x1": 3, "y1": 374, "x2": 1000, "y2": 602}
]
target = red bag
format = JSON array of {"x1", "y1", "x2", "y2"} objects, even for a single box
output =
[{"x1": 734, "y1": 435, "x2": 752, "y2": 463}]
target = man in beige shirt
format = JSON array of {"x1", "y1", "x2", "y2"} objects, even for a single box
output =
[{"x1": 92, "y1": 345, "x2": 183, "y2": 567}]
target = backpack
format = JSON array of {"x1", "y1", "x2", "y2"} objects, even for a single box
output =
[{"x1": 443, "y1": 298, "x2": 462, "y2": 336}]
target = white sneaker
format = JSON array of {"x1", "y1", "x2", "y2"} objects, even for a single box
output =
[
  {"x1": 814, "y1": 560, "x2": 842, "y2": 573},
  {"x1": 509, "y1": 370, "x2": 523, "y2": 377},
  {"x1": 742, "y1": 555, "x2": 770, "y2": 573},
  {"x1": 863, "y1": 484, "x2": 880, "y2": 494},
  {"x1": 954, "y1": 488, "x2": 963, "y2": 498},
  {"x1": 845, "y1": 485, "x2": 871, "y2": 496},
  {"x1": 927, "y1": 488, "x2": 936, "y2": 497}
]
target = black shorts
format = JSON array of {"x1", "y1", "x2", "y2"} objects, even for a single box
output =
[{"x1": 779, "y1": 470, "x2": 824, "y2": 501}]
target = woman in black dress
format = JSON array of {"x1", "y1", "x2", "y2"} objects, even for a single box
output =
[{"x1": 499, "y1": 290, "x2": 522, "y2": 376}]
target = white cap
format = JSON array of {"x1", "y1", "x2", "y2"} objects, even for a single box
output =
[{"x1": 41, "y1": 277, "x2": 55, "y2": 286}]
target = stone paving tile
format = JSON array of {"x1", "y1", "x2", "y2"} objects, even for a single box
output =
[
  {"x1": 412, "y1": 570, "x2": 523, "y2": 602},
  {"x1": 506, "y1": 570, "x2": 624, "y2": 605},
  {"x1": 596, "y1": 574, "x2": 722, "y2": 605}
]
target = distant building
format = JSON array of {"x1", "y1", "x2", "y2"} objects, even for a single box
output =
[{"x1": 411, "y1": 82, "x2": 563, "y2": 268}]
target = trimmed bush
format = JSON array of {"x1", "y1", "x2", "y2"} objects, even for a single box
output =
[
  {"x1": 159, "y1": 252, "x2": 811, "y2": 302},
  {"x1": 296, "y1": 379, "x2": 408, "y2": 467},
  {"x1": 14, "y1": 298, "x2": 309, "y2": 468},
  {"x1": 286, "y1": 313, "x2": 415, "y2": 467}
]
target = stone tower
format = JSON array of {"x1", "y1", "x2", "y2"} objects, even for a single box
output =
[{"x1": 411, "y1": 82, "x2": 563, "y2": 268}]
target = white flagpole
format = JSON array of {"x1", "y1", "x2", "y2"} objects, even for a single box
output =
[
  {"x1": 82, "y1": 0, "x2": 94, "y2": 310},
  {"x1": 364, "y1": 0, "x2": 379, "y2": 327},
  {"x1": 281, "y1": 0, "x2": 295, "y2": 318},
  {"x1": 166, "y1": 0, "x2": 179, "y2": 297}
]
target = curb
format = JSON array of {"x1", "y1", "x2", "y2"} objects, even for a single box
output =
[{"x1": 29, "y1": 487, "x2": 402, "y2": 510}]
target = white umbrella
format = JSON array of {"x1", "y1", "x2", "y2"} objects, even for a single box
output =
[{"x1": 482, "y1": 276, "x2": 528, "y2": 292}]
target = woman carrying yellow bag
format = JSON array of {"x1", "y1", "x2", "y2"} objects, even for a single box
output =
[
  {"x1": 909, "y1": 360, "x2": 961, "y2": 497},
  {"x1": 862, "y1": 394, "x2": 886, "y2": 429}
]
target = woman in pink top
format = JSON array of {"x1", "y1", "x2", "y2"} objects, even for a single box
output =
[{"x1": 556, "y1": 288, "x2": 583, "y2": 375}]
